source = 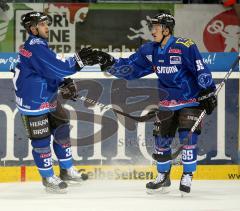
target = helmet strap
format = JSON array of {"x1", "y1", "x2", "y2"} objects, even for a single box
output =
[
  {"x1": 159, "y1": 25, "x2": 170, "y2": 47},
  {"x1": 36, "y1": 26, "x2": 40, "y2": 37},
  {"x1": 159, "y1": 34, "x2": 166, "y2": 47},
  {"x1": 159, "y1": 25, "x2": 167, "y2": 47}
]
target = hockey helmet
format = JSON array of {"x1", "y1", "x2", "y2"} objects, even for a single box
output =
[
  {"x1": 21, "y1": 11, "x2": 51, "y2": 30},
  {"x1": 149, "y1": 12, "x2": 175, "y2": 33}
]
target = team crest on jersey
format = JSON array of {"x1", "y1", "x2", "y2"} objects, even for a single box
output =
[
  {"x1": 198, "y1": 73, "x2": 213, "y2": 88},
  {"x1": 146, "y1": 55, "x2": 152, "y2": 62},
  {"x1": 170, "y1": 56, "x2": 182, "y2": 64},
  {"x1": 168, "y1": 48, "x2": 182, "y2": 54}
]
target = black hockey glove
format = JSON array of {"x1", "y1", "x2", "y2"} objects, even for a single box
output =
[
  {"x1": 198, "y1": 87, "x2": 217, "y2": 115},
  {"x1": 96, "y1": 51, "x2": 115, "y2": 71},
  {"x1": 59, "y1": 78, "x2": 78, "y2": 101},
  {"x1": 74, "y1": 47, "x2": 99, "y2": 69}
]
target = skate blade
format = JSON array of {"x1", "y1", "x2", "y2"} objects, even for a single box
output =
[
  {"x1": 65, "y1": 179, "x2": 83, "y2": 186},
  {"x1": 180, "y1": 191, "x2": 190, "y2": 198},
  {"x1": 146, "y1": 187, "x2": 170, "y2": 195},
  {"x1": 45, "y1": 187, "x2": 68, "y2": 194}
]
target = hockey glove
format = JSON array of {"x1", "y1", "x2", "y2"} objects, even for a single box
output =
[
  {"x1": 198, "y1": 87, "x2": 217, "y2": 115},
  {"x1": 74, "y1": 47, "x2": 99, "y2": 68},
  {"x1": 96, "y1": 51, "x2": 115, "y2": 72},
  {"x1": 59, "y1": 78, "x2": 78, "y2": 101}
]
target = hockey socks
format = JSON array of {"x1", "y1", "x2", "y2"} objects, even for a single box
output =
[{"x1": 31, "y1": 137, "x2": 53, "y2": 178}]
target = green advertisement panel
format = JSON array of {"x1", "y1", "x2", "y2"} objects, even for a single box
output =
[
  {"x1": 0, "y1": 3, "x2": 238, "y2": 53},
  {"x1": 0, "y1": 3, "x2": 174, "y2": 53}
]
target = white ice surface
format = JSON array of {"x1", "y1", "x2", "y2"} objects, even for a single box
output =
[{"x1": 0, "y1": 180, "x2": 239, "y2": 211}]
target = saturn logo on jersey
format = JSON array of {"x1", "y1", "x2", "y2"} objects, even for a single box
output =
[
  {"x1": 170, "y1": 56, "x2": 182, "y2": 64},
  {"x1": 155, "y1": 65, "x2": 178, "y2": 74}
]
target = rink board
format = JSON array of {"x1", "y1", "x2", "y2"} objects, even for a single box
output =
[
  {"x1": 0, "y1": 58, "x2": 239, "y2": 183},
  {"x1": 0, "y1": 75, "x2": 239, "y2": 166},
  {"x1": 0, "y1": 165, "x2": 239, "y2": 182}
]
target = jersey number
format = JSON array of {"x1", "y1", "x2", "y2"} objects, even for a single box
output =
[
  {"x1": 43, "y1": 158, "x2": 53, "y2": 167},
  {"x1": 13, "y1": 67, "x2": 20, "y2": 91},
  {"x1": 182, "y1": 150, "x2": 193, "y2": 161},
  {"x1": 196, "y1": 60, "x2": 204, "y2": 71},
  {"x1": 66, "y1": 148, "x2": 72, "y2": 157}
]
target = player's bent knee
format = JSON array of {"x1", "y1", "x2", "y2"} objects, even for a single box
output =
[
  {"x1": 53, "y1": 123, "x2": 71, "y2": 145},
  {"x1": 153, "y1": 136, "x2": 173, "y2": 162},
  {"x1": 155, "y1": 136, "x2": 173, "y2": 148},
  {"x1": 31, "y1": 136, "x2": 51, "y2": 149},
  {"x1": 32, "y1": 146, "x2": 51, "y2": 154},
  {"x1": 178, "y1": 131, "x2": 198, "y2": 145}
]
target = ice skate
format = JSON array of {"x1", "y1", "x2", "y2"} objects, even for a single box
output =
[
  {"x1": 179, "y1": 172, "x2": 193, "y2": 197},
  {"x1": 146, "y1": 171, "x2": 171, "y2": 194},
  {"x1": 60, "y1": 166, "x2": 89, "y2": 184},
  {"x1": 42, "y1": 175, "x2": 68, "y2": 194}
]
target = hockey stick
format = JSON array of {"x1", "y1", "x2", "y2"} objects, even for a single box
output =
[
  {"x1": 76, "y1": 56, "x2": 239, "y2": 160},
  {"x1": 78, "y1": 95, "x2": 158, "y2": 122},
  {"x1": 170, "y1": 55, "x2": 240, "y2": 160}
]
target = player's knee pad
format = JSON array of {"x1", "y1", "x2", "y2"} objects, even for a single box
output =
[
  {"x1": 31, "y1": 136, "x2": 51, "y2": 149},
  {"x1": 21, "y1": 114, "x2": 51, "y2": 140},
  {"x1": 32, "y1": 145, "x2": 51, "y2": 155},
  {"x1": 52, "y1": 123, "x2": 71, "y2": 145},
  {"x1": 178, "y1": 107, "x2": 203, "y2": 134},
  {"x1": 154, "y1": 136, "x2": 173, "y2": 151},
  {"x1": 178, "y1": 131, "x2": 198, "y2": 145},
  {"x1": 153, "y1": 110, "x2": 175, "y2": 172},
  {"x1": 152, "y1": 136, "x2": 173, "y2": 163},
  {"x1": 31, "y1": 137, "x2": 51, "y2": 159}
]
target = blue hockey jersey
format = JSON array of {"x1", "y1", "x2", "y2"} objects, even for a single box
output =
[
  {"x1": 108, "y1": 36, "x2": 216, "y2": 110},
  {"x1": 13, "y1": 34, "x2": 80, "y2": 115}
]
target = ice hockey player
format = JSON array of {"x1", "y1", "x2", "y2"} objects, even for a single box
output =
[
  {"x1": 90, "y1": 11, "x2": 217, "y2": 195},
  {"x1": 13, "y1": 11, "x2": 98, "y2": 193}
]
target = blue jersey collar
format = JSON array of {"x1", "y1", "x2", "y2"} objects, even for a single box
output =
[
  {"x1": 157, "y1": 35, "x2": 175, "y2": 54},
  {"x1": 29, "y1": 34, "x2": 48, "y2": 42}
]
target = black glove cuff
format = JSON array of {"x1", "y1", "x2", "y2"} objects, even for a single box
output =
[{"x1": 74, "y1": 53, "x2": 84, "y2": 69}]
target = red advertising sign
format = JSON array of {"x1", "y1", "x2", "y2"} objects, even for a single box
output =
[{"x1": 203, "y1": 9, "x2": 239, "y2": 52}]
